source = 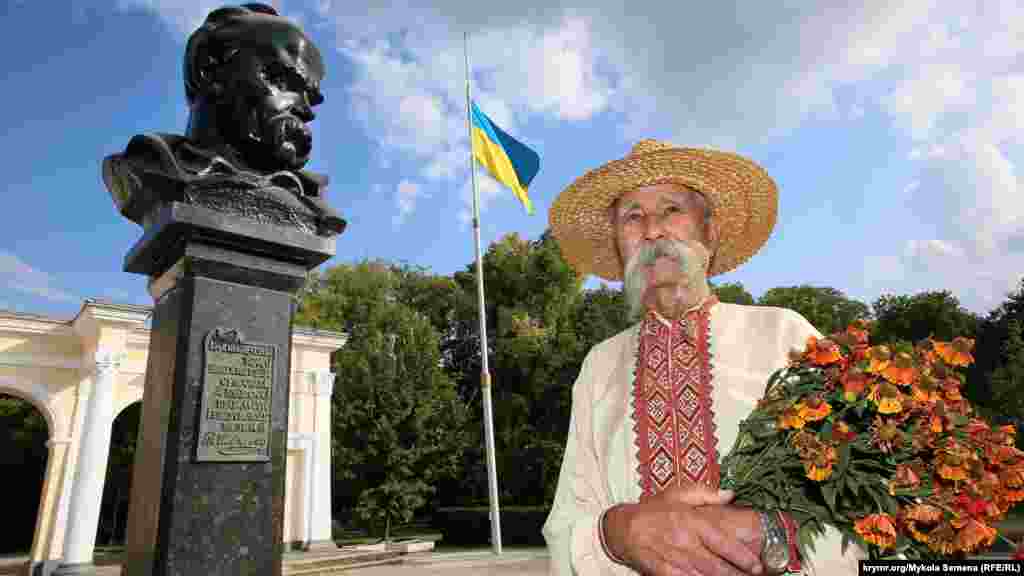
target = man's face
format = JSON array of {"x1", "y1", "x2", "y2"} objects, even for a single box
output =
[
  {"x1": 221, "y1": 19, "x2": 325, "y2": 171},
  {"x1": 614, "y1": 183, "x2": 714, "y2": 320}
]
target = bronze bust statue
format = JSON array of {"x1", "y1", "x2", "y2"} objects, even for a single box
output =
[{"x1": 103, "y1": 3, "x2": 345, "y2": 237}]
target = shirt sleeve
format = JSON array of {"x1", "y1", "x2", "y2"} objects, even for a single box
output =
[
  {"x1": 782, "y1": 310, "x2": 866, "y2": 575},
  {"x1": 542, "y1": 349, "x2": 635, "y2": 576}
]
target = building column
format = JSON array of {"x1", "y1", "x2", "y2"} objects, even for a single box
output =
[
  {"x1": 285, "y1": 433, "x2": 313, "y2": 548},
  {"x1": 55, "y1": 349, "x2": 122, "y2": 575},
  {"x1": 28, "y1": 438, "x2": 72, "y2": 576},
  {"x1": 50, "y1": 386, "x2": 91, "y2": 562},
  {"x1": 310, "y1": 370, "x2": 335, "y2": 546}
]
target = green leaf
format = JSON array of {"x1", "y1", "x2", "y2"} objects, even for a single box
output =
[
  {"x1": 821, "y1": 482, "x2": 838, "y2": 515},
  {"x1": 835, "y1": 442, "x2": 852, "y2": 478}
]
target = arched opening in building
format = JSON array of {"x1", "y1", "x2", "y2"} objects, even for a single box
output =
[
  {"x1": 0, "y1": 393, "x2": 49, "y2": 555},
  {"x1": 96, "y1": 401, "x2": 140, "y2": 547}
]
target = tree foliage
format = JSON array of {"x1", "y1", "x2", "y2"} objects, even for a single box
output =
[
  {"x1": 758, "y1": 285, "x2": 870, "y2": 335},
  {"x1": 0, "y1": 394, "x2": 48, "y2": 553},
  {"x1": 712, "y1": 282, "x2": 755, "y2": 305},
  {"x1": 296, "y1": 261, "x2": 468, "y2": 538},
  {"x1": 870, "y1": 290, "x2": 979, "y2": 345},
  {"x1": 970, "y1": 280, "x2": 1024, "y2": 427}
]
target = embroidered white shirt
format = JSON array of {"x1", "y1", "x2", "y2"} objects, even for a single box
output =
[{"x1": 541, "y1": 302, "x2": 866, "y2": 575}]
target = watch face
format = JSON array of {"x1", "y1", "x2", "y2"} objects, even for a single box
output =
[{"x1": 765, "y1": 543, "x2": 790, "y2": 570}]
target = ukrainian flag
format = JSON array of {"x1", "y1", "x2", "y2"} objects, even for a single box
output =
[{"x1": 470, "y1": 101, "x2": 540, "y2": 214}]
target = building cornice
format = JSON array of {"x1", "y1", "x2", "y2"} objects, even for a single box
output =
[
  {"x1": 0, "y1": 312, "x2": 75, "y2": 336},
  {"x1": 291, "y1": 326, "x2": 348, "y2": 352},
  {"x1": 73, "y1": 299, "x2": 150, "y2": 326}
]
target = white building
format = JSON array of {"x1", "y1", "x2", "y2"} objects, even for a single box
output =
[{"x1": 0, "y1": 299, "x2": 346, "y2": 574}]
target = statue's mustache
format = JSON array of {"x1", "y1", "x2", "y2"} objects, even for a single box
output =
[{"x1": 266, "y1": 113, "x2": 312, "y2": 160}]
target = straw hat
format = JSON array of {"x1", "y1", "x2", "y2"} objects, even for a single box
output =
[{"x1": 549, "y1": 139, "x2": 778, "y2": 281}]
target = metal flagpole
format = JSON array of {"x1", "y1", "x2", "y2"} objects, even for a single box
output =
[{"x1": 464, "y1": 31, "x2": 503, "y2": 555}]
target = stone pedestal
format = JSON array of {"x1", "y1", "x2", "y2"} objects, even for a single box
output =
[{"x1": 120, "y1": 202, "x2": 335, "y2": 576}]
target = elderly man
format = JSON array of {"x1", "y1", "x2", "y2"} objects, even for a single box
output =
[{"x1": 543, "y1": 140, "x2": 863, "y2": 575}]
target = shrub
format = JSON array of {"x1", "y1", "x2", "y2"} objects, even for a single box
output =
[{"x1": 433, "y1": 506, "x2": 550, "y2": 546}]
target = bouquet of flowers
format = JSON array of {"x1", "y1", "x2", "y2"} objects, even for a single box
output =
[{"x1": 719, "y1": 320, "x2": 1024, "y2": 560}]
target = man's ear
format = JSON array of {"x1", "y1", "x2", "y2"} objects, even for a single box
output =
[{"x1": 705, "y1": 218, "x2": 721, "y2": 272}]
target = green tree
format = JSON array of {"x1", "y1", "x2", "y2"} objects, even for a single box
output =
[
  {"x1": 758, "y1": 285, "x2": 870, "y2": 335},
  {"x1": 870, "y1": 290, "x2": 979, "y2": 345},
  {"x1": 988, "y1": 319, "x2": 1024, "y2": 431},
  {"x1": 449, "y1": 231, "x2": 595, "y2": 506},
  {"x1": 969, "y1": 279, "x2": 1024, "y2": 418},
  {"x1": 0, "y1": 394, "x2": 48, "y2": 554},
  {"x1": 711, "y1": 282, "x2": 755, "y2": 305},
  {"x1": 295, "y1": 261, "x2": 468, "y2": 539}
]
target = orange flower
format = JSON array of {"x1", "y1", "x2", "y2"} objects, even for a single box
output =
[
  {"x1": 916, "y1": 340, "x2": 938, "y2": 365},
  {"x1": 796, "y1": 395, "x2": 832, "y2": 423},
  {"x1": 964, "y1": 418, "x2": 990, "y2": 440},
  {"x1": 933, "y1": 337, "x2": 975, "y2": 367},
  {"x1": 936, "y1": 441, "x2": 975, "y2": 481},
  {"x1": 806, "y1": 336, "x2": 843, "y2": 366},
  {"x1": 926, "y1": 523, "x2": 958, "y2": 555},
  {"x1": 1000, "y1": 466, "x2": 1024, "y2": 488},
  {"x1": 854, "y1": 513, "x2": 898, "y2": 549},
  {"x1": 904, "y1": 503, "x2": 943, "y2": 524},
  {"x1": 912, "y1": 373, "x2": 940, "y2": 403},
  {"x1": 834, "y1": 420, "x2": 857, "y2": 442},
  {"x1": 954, "y1": 517, "x2": 997, "y2": 553},
  {"x1": 882, "y1": 352, "x2": 916, "y2": 386},
  {"x1": 804, "y1": 452, "x2": 836, "y2": 480},
  {"x1": 847, "y1": 320, "x2": 870, "y2": 346},
  {"x1": 871, "y1": 382, "x2": 904, "y2": 414},
  {"x1": 870, "y1": 417, "x2": 904, "y2": 453},
  {"x1": 889, "y1": 463, "x2": 922, "y2": 495},
  {"x1": 901, "y1": 504, "x2": 943, "y2": 543},
  {"x1": 942, "y1": 378, "x2": 963, "y2": 402},
  {"x1": 974, "y1": 471, "x2": 1003, "y2": 501},
  {"x1": 841, "y1": 369, "x2": 869, "y2": 402},
  {"x1": 779, "y1": 405, "x2": 806, "y2": 430},
  {"x1": 866, "y1": 345, "x2": 892, "y2": 374}
]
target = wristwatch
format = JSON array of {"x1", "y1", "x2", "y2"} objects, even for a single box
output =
[{"x1": 759, "y1": 511, "x2": 792, "y2": 574}]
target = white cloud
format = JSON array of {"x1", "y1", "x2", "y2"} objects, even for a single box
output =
[
  {"x1": 393, "y1": 179, "x2": 429, "y2": 227},
  {"x1": 898, "y1": 238, "x2": 1024, "y2": 313},
  {"x1": 910, "y1": 131, "x2": 1022, "y2": 258},
  {"x1": 882, "y1": 63, "x2": 973, "y2": 141},
  {"x1": 457, "y1": 173, "x2": 503, "y2": 227},
  {"x1": 118, "y1": 0, "x2": 1024, "y2": 311},
  {"x1": 0, "y1": 251, "x2": 78, "y2": 303},
  {"x1": 115, "y1": 0, "x2": 222, "y2": 36}
]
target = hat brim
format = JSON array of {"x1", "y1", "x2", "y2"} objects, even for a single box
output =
[{"x1": 549, "y1": 147, "x2": 778, "y2": 281}]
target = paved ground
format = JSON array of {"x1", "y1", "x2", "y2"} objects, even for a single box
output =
[
  {"x1": 0, "y1": 549, "x2": 551, "y2": 576},
  {"x1": 353, "y1": 549, "x2": 550, "y2": 575}
]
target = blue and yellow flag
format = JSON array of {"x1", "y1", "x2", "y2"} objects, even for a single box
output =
[{"x1": 470, "y1": 101, "x2": 540, "y2": 214}]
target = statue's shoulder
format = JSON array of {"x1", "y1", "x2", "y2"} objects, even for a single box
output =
[
  {"x1": 117, "y1": 133, "x2": 186, "y2": 165},
  {"x1": 105, "y1": 133, "x2": 189, "y2": 180},
  {"x1": 295, "y1": 169, "x2": 328, "y2": 196},
  {"x1": 103, "y1": 133, "x2": 189, "y2": 224}
]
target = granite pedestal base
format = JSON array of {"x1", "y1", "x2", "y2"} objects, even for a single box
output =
[{"x1": 117, "y1": 203, "x2": 335, "y2": 576}]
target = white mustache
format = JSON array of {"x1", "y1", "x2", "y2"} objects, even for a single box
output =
[{"x1": 623, "y1": 239, "x2": 709, "y2": 321}]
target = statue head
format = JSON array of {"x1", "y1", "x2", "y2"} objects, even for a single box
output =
[{"x1": 184, "y1": 3, "x2": 325, "y2": 172}]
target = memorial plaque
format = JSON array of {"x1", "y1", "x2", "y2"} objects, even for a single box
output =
[{"x1": 196, "y1": 328, "x2": 275, "y2": 462}]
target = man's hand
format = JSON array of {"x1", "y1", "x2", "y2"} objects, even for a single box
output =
[{"x1": 604, "y1": 483, "x2": 764, "y2": 576}]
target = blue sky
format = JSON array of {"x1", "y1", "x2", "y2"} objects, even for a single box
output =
[{"x1": 1, "y1": 1, "x2": 1022, "y2": 319}]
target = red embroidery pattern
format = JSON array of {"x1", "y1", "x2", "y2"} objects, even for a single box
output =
[{"x1": 632, "y1": 297, "x2": 720, "y2": 497}]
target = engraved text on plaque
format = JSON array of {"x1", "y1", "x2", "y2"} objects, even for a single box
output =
[{"x1": 196, "y1": 328, "x2": 275, "y2": 462}]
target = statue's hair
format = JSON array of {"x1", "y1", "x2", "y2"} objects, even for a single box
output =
[{"x1": 183, "y1": 3, "x2": 280, "y2": 104}]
